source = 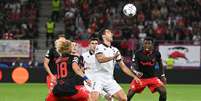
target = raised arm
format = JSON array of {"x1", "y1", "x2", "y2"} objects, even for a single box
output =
[{"x1": 118, "y1": 60, "x2": 141, "y2": 84}]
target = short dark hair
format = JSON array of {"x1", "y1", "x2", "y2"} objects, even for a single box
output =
[
  {"x1": 89, "y1": 34, "x2": 99, "y2": 42},
  {"x1": 144, "y1": 37, "x2": 154, "y2": 43}
]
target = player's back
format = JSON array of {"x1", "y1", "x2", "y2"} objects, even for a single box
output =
[{"x1": 53, "y1": 54, "x2": 84, "y2": 96}]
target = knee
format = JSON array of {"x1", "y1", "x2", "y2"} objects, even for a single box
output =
[{"x1": 90, "y1": 92, "x2": 100, "y2": 101}]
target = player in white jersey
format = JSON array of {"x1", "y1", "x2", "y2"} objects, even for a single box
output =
[
  {"x1": 90, "y1": 29, "x2": 141, "y2": 101},
  {"x1": 82, "y1": 37, "x2": 113, "y2": 101}
]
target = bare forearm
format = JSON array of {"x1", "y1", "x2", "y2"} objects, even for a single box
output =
[
  {"x1": 72, "y1": 63, "x2": 85, "y2": 77},
  {"x1": 119, "y1": 61, "x2": 136, "y2": 78},
  {"x1": 43, "y1": 58, "x2": 54, "y2": 76},
  {"x1": 44, "y1": 63, "x2": 54, "y2": 76}
]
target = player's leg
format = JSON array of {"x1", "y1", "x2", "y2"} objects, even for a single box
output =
[
  {"x1": 112, "y1": 89, "x2": 127, "y2": 101},
  {"x1": 127, "y1": 88, "x2": 135, "y2": 101},
  {"x1": 90, "y1": 81, "x2": 103, "y2": 101},
  {"x1": 155, "y1": 86, "x2": 167, "y2": 101},
  {"x1": 100, "y1": 89, "x2": 113, "y2": 101},
  {"x1": 127, "y1": 79, "x2": 145, "y2": 101},
  {"x1": 90, "y1": 91, "x2": 100, "y2": 101},
  {"x1": 84, "y1": 81, "x2": 93, "y2": 101},
  {"x1": 103, "y1": 79, "x2": 127, "y2": 101},
  {"x1": 147, "y1": 77, "x2": 167, "y2": 101}
]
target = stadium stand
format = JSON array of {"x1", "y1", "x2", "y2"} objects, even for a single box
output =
[{"x1": 0, "y1": 0, "x2": 200, "y2": 68}]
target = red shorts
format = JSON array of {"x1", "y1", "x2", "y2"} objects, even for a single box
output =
[
  {"x1": 46, "y1": 85, "x2": 89, "y2": 101},
  {"x1": 46, "y1": 75, "x2": 57, "y2": 91},
  {"x1": 130, "y1": 77, "x2": 164, "y2": 93}
]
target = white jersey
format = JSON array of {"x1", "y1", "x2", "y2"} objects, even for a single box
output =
[
  {"x1": 95, "y1": 44, "x2": 120, "y2": 79},
  {"x1": 82, "y1": 51, "x2": 96, "y2": 79}
]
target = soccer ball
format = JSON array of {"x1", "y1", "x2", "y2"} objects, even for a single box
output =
[{"x1": 123, "y1": 3, "x2": 137, "y2": 17}]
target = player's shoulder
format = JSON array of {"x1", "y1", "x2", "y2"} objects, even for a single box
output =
[
  {"x1": 111, "y1": 46, "x2": 119, "y2": 51},
  {"x1": 82, "y1": 51, "x2": 89, "y2": 57},
  {"x1": 45, "y1": 48, "x2": 56, "y2": 57},
  {"x1": 96, "y1": 44, "x2": 104, "y2": 48},
  {"x1": 154, "y1": 50, "x2": 161, "y2": 57},
  {"x1": 68, "y1": 54, "x2": 80, "y2": 62},
  {"x1": 49, "y1": 47, "x2": 56, "y2": 52},
  {"x1": 95, "y1": 44, "x2": 104, "y2": 52}
]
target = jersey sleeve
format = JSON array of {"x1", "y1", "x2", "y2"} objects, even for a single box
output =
[
  {"x1": 113, "y1": 47, "x2": 122, "y2": 62},
  {"x1": 95, "y1": 45, "x2": 104, "y2": 54},
  {"x1": 45, "y1": 49, "x2": 53, "y2": 59},
  {"x1": 72, "y1": 56, "x2": 79, "y2": 63},
  {"x1": 132, "y1": 51, "x2": 140, "y2": 70},
  {"x1": 156, "y1": 51, "x2": 162, "y2": 62},
  {"x1": 78, "y1": 55, "x2": 84, "y2": 67}
]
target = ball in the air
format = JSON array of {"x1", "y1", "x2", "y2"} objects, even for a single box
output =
[{"x1": 123, "y1": 3, "x2": 137, "y2": 17}]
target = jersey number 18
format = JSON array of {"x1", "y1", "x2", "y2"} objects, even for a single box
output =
[{"x1": 57, "y1": 62, "x2": 68, "y2": 79}]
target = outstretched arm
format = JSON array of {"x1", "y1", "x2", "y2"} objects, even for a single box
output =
[
  {"x1": 72, "y1": 62, "x2": 91, "y2": 86},
  {"x1": 157, "y1": 52, "x2": 167, "y2": 84},
  {"x1": 118, "y1": 60, "x2": 141, "y2": 84}
]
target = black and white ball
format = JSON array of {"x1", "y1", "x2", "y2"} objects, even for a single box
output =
[{"x1": 123, "y1": 3, "x2": 137, "y2": 17}]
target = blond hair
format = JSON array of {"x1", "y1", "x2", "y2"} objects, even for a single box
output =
[{"x1": 55, "y1": 39, "x2": 72, "y2": 54}]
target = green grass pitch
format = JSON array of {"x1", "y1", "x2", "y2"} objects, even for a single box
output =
[{"x1": 0, "y1": 83, "x2": 201, "y2": 101}]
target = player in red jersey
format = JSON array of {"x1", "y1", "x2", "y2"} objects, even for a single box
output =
[
  {"x1": 127, "y1": 37, "x2": 167, "y2": 101},
  {"x1": 44, "y1": 35, "x2": 66, "y2": 93},
  {"x1": 46, "y1": 39, "x2": 91, "y2": 101}
]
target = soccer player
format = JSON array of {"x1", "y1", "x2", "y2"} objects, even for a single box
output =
[
  {"x1": 82, "y1": 36, "x2": 113, "y2": 101},
  {"x1": 127, "y1": 37, "x2": 167, "y2": 101},
  {"x1": 44, "y1": 34, "x2": 66, "y2": 93},
  {"x1": 91, "y1": 29, "x2": 141, "y2": 101},
  {"x1": 46, "y1": 39, "x2": 91, "y2": 101}
]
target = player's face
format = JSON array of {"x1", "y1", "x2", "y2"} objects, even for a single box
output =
[
  {"x1": 71, "y1": 42, "x2": 78, "y2": 54},
  {"x1": 143, "y1": 40, "x2": 153, "y2": 51},
  {"x1": 89, "y1": 40, "x2": 98, "y2": 51},
  {"x1": 104, "y1": 30, "x2": 113, "y2": 42}
]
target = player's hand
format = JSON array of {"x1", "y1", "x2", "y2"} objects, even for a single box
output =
[
  {"x1": 134, "y1": 76, "x2": 142, "y2": 85},
  {"x1": 85, "y1": 79, "x2": 92, "y2": 86},
  {"x1": 104, "y1": 94, "x2": 113, "y2": 101},
  {"x1": 160, "y1": 75, "x2": 167, "y2": 85},
  {"x1": 50, "y1": 74, "x2": 57, "y2": 84}
]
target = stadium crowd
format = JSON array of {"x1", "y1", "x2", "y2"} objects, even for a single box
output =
[
  {"x1": 0, "y1": 0, "x2": 200, "y2": 67},
  {"x1": 0, "y1": 0, "x2": 39, "y2": 40},
  {"x1": 61, "y1": 0, "x2": 201, "y2": 56}
]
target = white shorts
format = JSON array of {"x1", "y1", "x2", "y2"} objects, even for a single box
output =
[
  {"x1": 92, "y1": 78, "x2": 122, "y2": 96},
  {"x1": 84, "y1": 77, "x2": 111, "y2": 97}
]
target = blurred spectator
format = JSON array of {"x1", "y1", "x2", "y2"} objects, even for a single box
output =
[
  {"x1": 46, "y1": 18, "x2": 55, "y2": 47},
  {"x1": 2, "y1": 30, "x2": 14, "y2": 40},
  {"x1": 52, "y1": 0, "x2": 61, "y2": 21}
]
